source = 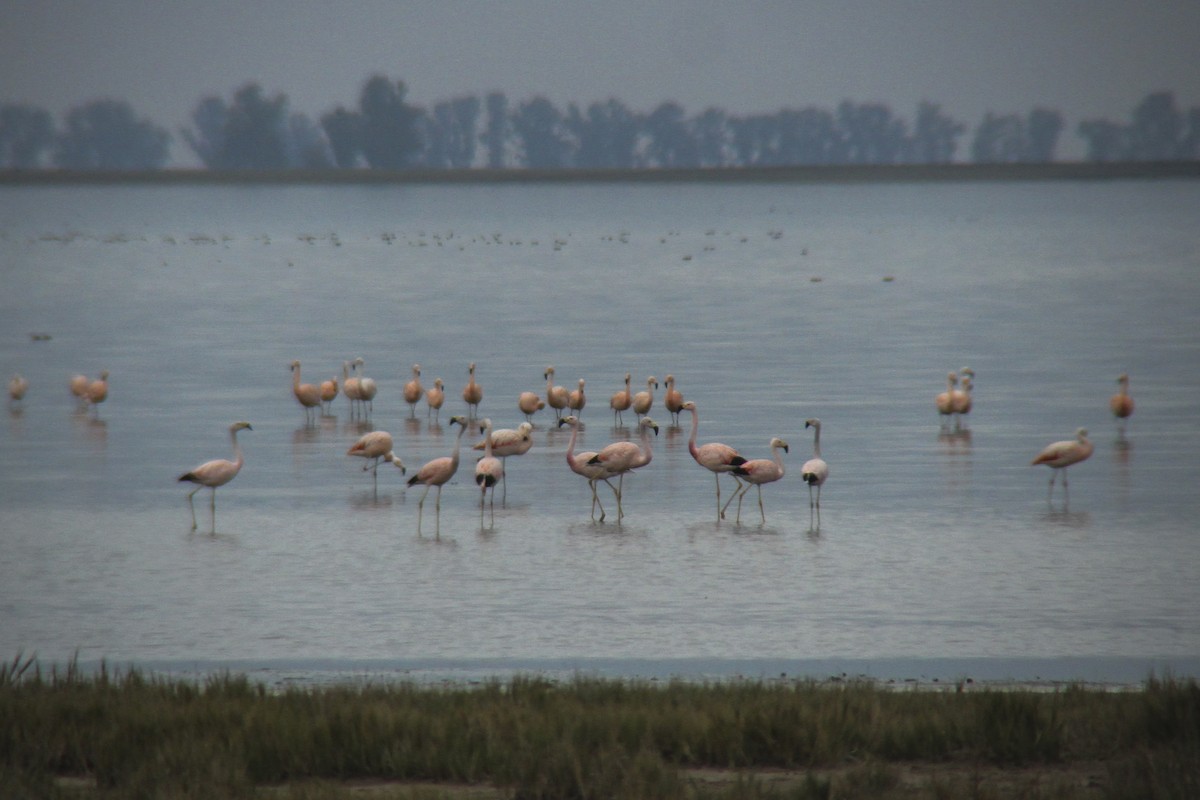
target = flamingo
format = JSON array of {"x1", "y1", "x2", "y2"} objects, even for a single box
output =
[
  {"x1": 518, "y1": 391, "x2": 545, "y2": 422},
  {"x1": 354, "y1": 357, "x2": 377, "y2": 417},
  {"x1": 1031, "y1": 428, "x2": 1093, "y2": 503},
  {"x1": 951, "y1": 367, "x2": 975, "y2": 428},
  {"x1": 290, "y1": 361, "x2": 321, "y2": 423},
  {"x1": 1110, "y1": 374, "x2": 1134, "y2": 424},
  {"x1": 85, "y1": 370, "x2": 109, "y2": 416},
  {"x1": 632, "y1": 376, "x2": 658, "y2": 420},
  {"x1": 8, "y1": 374, "x2": 29, "y2": 404},
  {"x1": 568, "y1": 378, "x2": 586, "y2": 417},
  {"x1": 724, "y1": 437, "x2": 789, "y2": 524},
  {"x1": 472, "y1": 421, "x2": 533, "y2": 502},
  {"x1": 425, "y1": 377, "x2": 445, "y2": 421},
  {"x1": 319, "y1": 375, "x2": 339, "y2": 414},
  {"x1": 403, "y1": 364, "x2": 423, "y2": 418},
  {"x1": 681, "y1": 400, "x2": 746, "y2": 520},
  {"x1": 663, "y1": 374, "x2": 684, "y2": 425},
  {"x1": 588, "y1": 416, "x2": 658, "y2": 519},
  {"x1": 342, "y1": 360, "x2": 363, "y2": 417},
  {"x1": 407, "y1": 415, "x2": 470, "y2": 534},
  {"x1": 69, "y1": 373, "x2": 90, "y2": 405},
  {"x1": 935, "y1": 371, "x2": 958, "y2": 428},
  {"x1": 474, "y1": 418, "x2": 504, "y2": 519},
  {"x1": 178, "y1": 421, "x2": 252, "y2": 531},
  {"x1": 346, "y1": 430, "x2": 405, "y2": 484},
  {"x1": 800, "y1": 418, "x2": 829, "y2": 519},
  {"x1": 544, "y1": 366, "x2": 568, "y2": 420},
  {"x1": 609, "y1": 372, "x2": 632, "y2": 424},
  {"x1": 558, "y1": 414, "x2": 619, "y2": 521},
  {"x1": 463, "y1": 362, "x2": 483, "y2": 417}
]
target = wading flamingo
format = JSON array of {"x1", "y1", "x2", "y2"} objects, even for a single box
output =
[
  {"x1": 354, "y1": 357, "x2": 377, "y2": 417},
  {"x1": 544, "y1": 366, "x2": 569, "y2": 420},
  {"x1": 558, "y1": 414, "x2": 619, "y2": 521},
  {"x1": 1031, "y1": 428, "x2": 1093, "y2": 503},
  {"x1": 8, "y1": 374, "x2": 29, "y2": 404},
  {"x1": 681, "y1": 400, "x2": 746, "y2": 519},
  {"x1": 403, "y1": 364, "x2": 423, "y2": 418},
  {"x1": 408, "y1": 415, "x2": 470, "y2": 534},
  {"x1": 462, "y1": 362, "x2": 483, "y2": 417},
  {"x1": 951, "y1": 367, "x2": 975, "y2": 428},
  {"x1": 85, "y1": 370, "x2": 109, "y2": 416},
  {"x1": 472, "y1": 421, "x2": 533, "y2": 502},
  {"x1": 474, "y1": 418, "x2": 504, "y2": 520},
  {"x1": 568, "y1": 378, "x2": 586, "y2": 417},
  {"x1": 632, "y1": 376, "x2": 658, "y2": 420},
  {"x1": 425, "y1": 377, "x2": 445, "y2": 421},
  {"x1": 588, "y1": 416, "x2": 658, "y2": 519},
  {"x1": 319, "y1": 375, "x2": 339, "y2": 414},
  {"x1": 342, "y1": 361, "x2": 363, "y2": 417},
  {"x1": 663, "y1": 374, "x2": 684, "y2": 425},
  {"x1": 178, "y1": 421, "x2": 252, "y2": 532},
  {"x1": 1110, "y1": 374, "x2": 1134, "y2": 426},
  {"x1": 935, "y1": 372, "x2": 958, "y2": 429},
  {"x1": 518, "y1": 391, "x2": 544, "y2": 422},
  {"x1": 290, "y1": 361, "x2": 321, "y2": 423},
  {"x1": 346, "y1": 430, "x2": 405, "y2": 485},
  {"x1": 69, "y1": 373, "x2": 90, "y2": 405},
  {"x1": 800, "y1": 418, "x2": 829, "y2": 521},
  {"x1": 609, "y1": 372, "x2": 632, "y2": 425},
  {"x1": 724, "y1": 437, "x2": 788, "y2": 524}
]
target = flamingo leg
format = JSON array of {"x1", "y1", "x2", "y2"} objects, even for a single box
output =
[
  {"x1": 757, "y1": 486, "x2": 766, "y2": 523},
  {"x1": 209, "y1": 487, "x2": 217, "y2": 532},
  {"x1": 186, "y1": 486, "x2": 203, "y2": 529}
]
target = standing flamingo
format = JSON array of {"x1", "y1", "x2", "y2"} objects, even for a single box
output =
[
  {"x1": 474, "y1": 418, "x2": 504, "y2": 520},
  {"x1": 632, "y1": 376, "x2": 658, "y2": 420},
  {"x1": 346, "y1": 430, "x2": 405, "y2": 484},
  {"x1": 343, "y1": 360, "x2": 363, "y2": 417},
  {"x1": 85, "y1": 370, "x2": 109, "y2": 416},
  {"x1": 951, "y1": 367, "x2": 975, "y2": 429},
  {"x1": 609, "y1": 372, "x2": 632, "y2": 425},
  {"x1": 8, "y1": 374, "x2": 29, "y2": 404},
  {"x1": 290, "y1": 361, "x2": 321, "y2": 423},
  {"x1": 935, "y1": 371, "x2": 958, "y2": 429},
  {"x1": 472, "y1": 421, "x2": 534, "y2": 502},
  {"x1": 518, "y1": 391, "x2": 544, "y2": 422},
  {"x1": 568, "y1": 378, "x2": 586, "y2": 418},
  {"x1": 681, "y1": 400, "x2": 746, "y2": 520},
  {"x1": 724, "y1": 437, "x2": 789, "y2": 524},
  {"x1": 558, "y1": 414, "x2": 619, "y2": 521},
  {"x1": 407, "y1": 415, "x2": 470, "y2": 534},
  {"x1": 463, "y1": 362, "x2": 483, "y2": 417},
  {"x1": 354, "y1": 357, "x2": 377, "y2": 417},
  {"x1": 588, "y1": 417, "x2": 658, "y2": 519},
  {"x1": 1110, "y1": 374, "x2": 1134, "y2": 426},
  {"x1": 69, "y1": 373, "x2": 90, "y2": 405},
  {"x1": 178, "y1": 421, "x2": 252, "y2": 532},
  {"x1": 800, "y1": 418, "x2": 829, "y2": 521},
  {"x1": 319, "y1": 375, "x2": 339, "y2": 414},
  {"x1": 544, "y1": 366, "x2": 569, "y2": 420},
  {"x1": 663, "y1": 374, "x2": 684, "y2": 425},
  {"x1": 403, "y1": 364, "x2": 423, "y2": 418},
  {"x1": 1031, "y1": 428, "x2": 1093, "y2": 503},
  {"x1": 425, "y1": 377, "x2": 445, "y2": 421}
]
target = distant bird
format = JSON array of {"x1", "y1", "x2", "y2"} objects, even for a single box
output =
[
  {"x1": 1031, "y1": 428, "x2": 1094, "y2": 503},
  {"x1": 178, "y1": 421, "x2": 252, "y2": 532},
  {"x1": 425, "y1": 377, "x2": 445, "y2": 421},
  {"x1": 346, "y1": 430, "x2": 405, "y2": 485},
  {"x1": 518, "y1": 391, "x2": 545, "y2": 423},
  {"x1": 663, "y1": 374, "x2": 684, "y2": 425},
  {"x1": 609, "y1": 372, "x2": 632, "y2": 424},
  {"x1": 342, "y1": 360, "x2": 363, "y2": 416},
  {"x1": 354, "y1": 357, "x2": 377, "y2": 417},
  {"x1": 724, "y1": 437, "x2": 788, "y2": 524},
  {"x1": 408, "y1": 415, "x2": 470, "y2": 534},
  {"x1": 632, "y1": 376, "x2": 658, "y2": 420},
  {"x1": 951, "y1": 367, "x2": 975, "y2": 428},
  {"x1": 474, "y1": 418, "x2": 504, "y2": 519},
  {"x1": 85, "y1": 370, "x2": 109, "y2": 416},
  {"x1": 588, "y1": 417, "x2": 658, "y2": 519},
  {"x1": 681, "y1": 400, "x2": 746, "y2": 520},
  {"x1": 544, "y1": 366, "x2": 569, "y2": 420},
  {"x1": 558, "y1": 414, "x2": 619, "y2": 521},
  {"x1": 319, "y1": 375, "x2": 339, "y2": 414},
  {"x1": 935, "y1": 371, "x2": 958, "y2": 428},
  {"x1": 800, "y1": 418, "x2": 829, "y2": 519},
  {"x1": 568, "y1": 378, "x2": 586, "y2": 417},
  {"x1": 472, "y1": 421, "x2": 534, "y2": 502},
  {"x1": 69, "y1": 373, "x2": 90, "y2": 405},
  {"x1": 8, "y1": 374, "x2": 29, "y2": 404},
  {"x1": 403, "y1": 364, "x2": 423, "y2": 418},
  {"x1": 462, "y1": 362, "x2": 483, "y2": 417},
  {"x1": 1110, "y1": 373, "x2": 1134, "y2": 424},
  {"x1": 290, "y1": 361, "x2": 321, "y2": 423}
]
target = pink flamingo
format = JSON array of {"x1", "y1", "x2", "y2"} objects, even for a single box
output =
[
  {"x1": 69, "y1": 373, "x2": 90, "y2": 405},
  {"x1": 632, "y1": 375, "x2": 658, "y2": 420},
  {"x1": 681, "y1": 400, "x2": 747, "y2": 519},
  {"x1": 1031, "y1": 428, "x2": 1093, "y2": 503},
  {"x1": 609, "y1": 372, "x2": 632, "y2": 424},
  {"x1": 935, "y1": 371, "x2": 958, "y2": 429},
  {"x1": 558, "y1": 414, "x2": 619, "y2": 521},
  {"x1": 951, "y1": 367, "x2": 974, "y2": 428},
  {"x1": 342, "y1": 360, "x2": 363, "y2": 417},
  {"x1": 518, "y1": 391, "x2": 544, "y2": 422},
  {"x1": 474, "y1": 418, "x2": 504, "y2": 520},
  {"x1": 663, "y1": 374, "x2": 684, "y2": 425},
  {"x1": 1110, "y1": 374, "x2": 1134, "y2": 425},
  {"x1": 290, "y1": 361, "x2": 321, "y2": 423},
  {"x1": 544, "y1": 366, "x2": 569, "y2": 420},
  {"x1": 462, "y1": 362, "x2": 483, "y2": 417},
  {"x1": 178, "y1": 421, "x2": 252, "y2": 532},
  {"x1": 800, "y1": 418, "x2": 829, "y2": 519},
  {"x1": 403, "y1": 364, "x2": 423, "y2": 418},
  {"x1": 407, "y1": 415, "x2": 470, "y2": 534},
  {"x1": 425, "y1": 377, "x2": 445, "y2": 421},
  {"x1": 319, "y1": 375, "x2": 339, "y2": 414},
  {"x1": 472, "y1": 421, "x2": 534, "y2": 502},
  {"x1": 346, "y1": 430, "x2": 405, "y2": 485},
  {"x1": 724, "y1": 437, "x2": 788, "y2": 524},
  {"x1": 355, "y1": 357, "x2": 377, "y2": 417},
  {"x1": 8, "y1": 374, "x2": 29, "y2": 404},
  {"x1": 568, "y1": 378, "x2": 586, "y2": 418},
  {"x1": 588, "y1": 416, "x2": 658, "y2": 520},
  {"x1": 85, "y1": 370, "x2": 109, "y2": 417}
]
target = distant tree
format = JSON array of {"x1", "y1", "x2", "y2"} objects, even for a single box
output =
[
  {"x1": 183, "y1": 84, "x2": 292, "y2": 169},
  {"x1": 729, "y1": 114, "x2": 774, "y2": 165},
  {"x1": 569, "y1": 99, "x2": 639, "y2": 168},
  {"x1": 0, "y1": 102, "x2": 56, "y2": 168},
  {"x1": 54, "y1": 99, "x2": 170, "y2": 169},
  {"x1": 320, "y1": 106, "x2": 363, "y2": 168},
  {"x1": 182, "y1": 96, "x2": 228, "y2": 168},
  {"x1": 1183, "y1": 107, "x2": 1200, "y2": 159},
  {"x1": 511, "y1": 96, "x2": 572, "y2": 168},
  {"x1": 1025, "y1": 108, "x2": 1063, "y2": 162},
  {"x1": 971, "y1": 112, "x2": 1027, "y2": 163},
  {"x1": 424, "y1": 95, "x2": 480, "y2": 168},
  {"x1": 1128, "y1": 91, "x2": 1184, "y2": 160},
  {"x1": 779, "y1": 107, "x2": 841, "y2": 164},
  {"x1": 1077, "y1": 119, "x2": 1128, "y2": 162},
  {"x1": 358, "y1": 75, "x2": 422, "y2": 169},
  {"x1": 286, "y1": 113, "x2": 333, "y2": 168},
  {"x1": 643, "y1": 102, "x2": 699, "y2": 168},
  {"x1": 908, "y1": 102, "x2": 965, "y2": 163},
  {"x1": 837, "y1": 102, "x2": 907, "y2": 164},
  {"x1": 691, "y1": 107, "x2": 731, "y2": 167},
  {"x1": 483, "y1": 92, "x2": 509, "y2": 169}
]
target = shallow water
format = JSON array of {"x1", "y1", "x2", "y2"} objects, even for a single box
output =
[{"x1": 2, "y1": 179, "x2": 1198, "y2": 683}]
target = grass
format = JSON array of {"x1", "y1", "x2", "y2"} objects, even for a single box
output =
[{"x1": 1, "y1": 653, "x2": 1197, "y2": 799}]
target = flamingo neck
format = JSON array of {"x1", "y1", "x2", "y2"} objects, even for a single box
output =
[
  {"x1": 231, "y1": 430, "x2": 244, "y2": 468},
  {"x1": 687, "y1": 407, "x2": 699, "y2": 454},
  {"x1": 812, "y1": 427, "x2": 821, "y2": 458}
]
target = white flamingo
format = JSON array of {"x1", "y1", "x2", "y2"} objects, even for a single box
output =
[
  {"x1": 609, "y1": 372, "x2": 632, "y2": 425},
  {"x1": 544, "y1": 366, "x2": 569, "y2": 420},
  {"x1": 1031, "y1": 428, "x2": 1093, "y2": 503},
  {"x1": 290, "y1": 361, "x2": 321, "y2": 423},
  {"x1": 588, "y1": 416, "x2": 658, "y2": 519},
  {"x1": 403, "y1": 364, "x2": 423, "y2": 418},
  {"x1": 178, "y1": 421, "x2": 252, "y2": 532},
  {"x1": 354, "y1": 357, "x2": 377, "y2": 417},
  {"x1": 474, "y1": 418, "x2": 504, "y2": 520},
  {"x1": 558, "y1": 414, "x2": 619, "y2": 521},
  {"x1": 346, "y1": 430, "x2": 405, "y2": 485},
  {"x1": 663, "y1": 374, "x2": 684, "y2": 425},
  {"x1": 462, "y1": 362, "x2": 483, "y2": 417},
  {"x1": 681, "y1": 400, "x2": 746, "y2": 519},
  {"x1": 407, "y1": 415, "x2": 470, "y2": 534},
  {"x1": 724, "y1": 437, "x2": 788, "y2": 524},
  {"x1": 425, "y1": 377, "x2": 445, "y2": 421},
  {"x1": 800, "y1": 418, "x2": 829, "y2": 520},
  {"x1": 632, "y1": 375, "x2": 658, "y2": 420}
]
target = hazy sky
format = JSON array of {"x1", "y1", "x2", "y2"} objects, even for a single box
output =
[{"x1": 4, "y1": 0, "x2": 1199, "y2": 163}]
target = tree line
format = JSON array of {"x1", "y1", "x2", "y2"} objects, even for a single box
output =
[{"x1": 2, "y1": 76, "x2": 1198, "y2": 170}]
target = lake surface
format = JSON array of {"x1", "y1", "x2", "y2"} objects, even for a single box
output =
[{"x1": 2, "y1": 178, "x2": 1198, "y2": 686}]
